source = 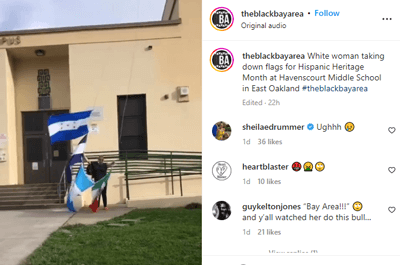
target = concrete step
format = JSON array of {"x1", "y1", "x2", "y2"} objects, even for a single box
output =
[
  {"x1": 0, "y1": 194, "x2": 62, "y2": 201},
  {"x1": 0, "y1": 186, "x2": 61, "y2": 193},
  {"x1": 0, "y1": 203, "x2": 66, "y2": 211},
  {"x1": 0, "y1": 183, "x2": 58, "y2": 188},
  {"x1": 0, "y1": 190, "x2": 64, "y2": 197},
  {"x1": 0, "y1": 184, "x2": 67, "y2": 211},
  {"x1": 0, "y1": 198, "x2": 63, "y2": 206}
]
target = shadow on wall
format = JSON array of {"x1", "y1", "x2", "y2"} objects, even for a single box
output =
[
  {"x1": 159, "y1": 89, "x2": 179, "y2": 102},
  {"x1": 115, "y1": 175, "x2": 202, "y2": 204}
]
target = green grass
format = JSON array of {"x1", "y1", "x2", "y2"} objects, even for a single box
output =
[{"x1": 25, "y1": 208, "x2": 201, "y2": 265}]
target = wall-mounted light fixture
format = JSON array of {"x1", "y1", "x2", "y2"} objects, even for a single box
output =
[
  {"x1": 35, "y1": 49, "x2": 45, "y2": 56},
  {"x1": 177, "y1": 86, "x2": 189, "y2": 102}
]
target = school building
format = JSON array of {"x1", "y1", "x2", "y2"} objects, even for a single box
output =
[{"x1": 0, "y1": 0, "x2": 201, "y2": 208}]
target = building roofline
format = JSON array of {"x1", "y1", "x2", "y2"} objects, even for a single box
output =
[{"x1": 0, "y1": 19, "x2": 181, "y2": 37}]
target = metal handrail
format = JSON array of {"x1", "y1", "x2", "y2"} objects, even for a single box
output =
[
  {"x1": 57, "y1": 170, "x2": 65, "y2": 203},
  {"x1": 57, "y1": 160, "x2": 70, "y2": 203},
  {"x1": 61, "y1": 150, "x2": 201, "y2": 203},
  {"x1": 74, "y1": 150, "x2": 202, "y2": 200}
]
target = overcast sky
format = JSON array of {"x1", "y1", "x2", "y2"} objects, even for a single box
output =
[{"x1": 0, "y1": 0, "x2": 166, "y2": 31}]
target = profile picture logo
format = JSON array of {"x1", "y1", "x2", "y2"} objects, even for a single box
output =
[
  {"x1": 212, "y1": 121, "x2": 231, "y2": 141},
  {"x1": 210, "y1": 48, "x2": 234, "y2": 72},
  {"x1": 210, "y1": 7, "x2": 234, "y2": 31},
  {"x1": 212, "y1": 161, "x2": 232, "y2": 181},
  {"x1": 212, "y1": 201, "x2": 231, "y2": 220}
]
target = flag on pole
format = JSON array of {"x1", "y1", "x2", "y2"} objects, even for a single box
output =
[
  {"x1": 48, "y1": 110, "x2": 92, "y2": 145},
  {"x1": 65, "y1": 135, "x2": 88, "y2": 184},
  {"x1": 89, "y1": 172, "x2": 111, "y2": 212},
  {"x1": 89, "y1": 199, "x2": 99, "y2": 213},
  {"x1": 67, "y1": 164, "x2": 94, "y2": 212}
]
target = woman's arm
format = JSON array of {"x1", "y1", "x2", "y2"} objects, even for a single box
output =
[{"x1": 107, "y1": 161, "x2": 116, "y2": 168}]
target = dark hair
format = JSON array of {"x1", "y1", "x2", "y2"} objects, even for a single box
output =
[
  {"x1": 215, "y1": 201, "x2": 231, "y2": 220},
  {"x1": 216, "y1": 201, "x2": 229, "y2": 209}
]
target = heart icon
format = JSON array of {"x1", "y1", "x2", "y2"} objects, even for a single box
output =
[
  {"x1": 388, "y1": 167, "x2": 396, "y2": 173},
  {"x1": 216, "y1": 164, "x2": 227, "y2": 176},
  {"x1": 212, "y1": 161, "x2": 232, "y2": 181},
  {"x1": 388, "y1": 127, "x2": 396, "y2": 134},
  {"x1": 388, "y1": 207, "x2": 396, "y2": 213}
]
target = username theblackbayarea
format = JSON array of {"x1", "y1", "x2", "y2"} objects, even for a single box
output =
[{"x1": 241, "y1": 10, "x2": 304, "y2": 19}]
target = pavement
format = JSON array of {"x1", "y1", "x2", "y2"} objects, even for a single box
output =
[
  {"x1": 63, "y1": 204, "x2": 133, "y2": 226},
  {"x1": 0, "y1": 208, "x2": 73, "y2": 265},
  {"x1": 0, "y1": 204, "x2": 132, "y2": 265}
]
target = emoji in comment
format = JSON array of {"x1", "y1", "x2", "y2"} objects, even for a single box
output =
[
  {"x1": 353, "y1": 201, "x2": 363, "y2": 211},
  {"x1": 345, "y1": 122, "x2": 355, "y2": 132}
]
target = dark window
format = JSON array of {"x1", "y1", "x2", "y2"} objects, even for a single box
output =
[
  {"x1": 51, "y1": 142, "x2": 68, "y2": 161},
  {"x1": 24, "y1": 113, "x2": 44, "y2": 132},
  {"x1": 117, "y1": 94, "x2": 148, "y2": 152},
  {"x1": 27, "y1": 138, "x2": 43, "y2": 162}
]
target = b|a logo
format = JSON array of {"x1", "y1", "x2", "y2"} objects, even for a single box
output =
[
  {"x1": 210, "y1": 48, "x2": 234, "y2": 72},
  {"x1": 210, "y1": 7, "x2": 234, "y2": 31}
]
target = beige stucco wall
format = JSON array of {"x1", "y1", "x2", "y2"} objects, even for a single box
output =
[
  {"x1": 13, "y1": 56, "x2": 71, "y2": 184},
  {"x1": 68, "y1": 0, "x2": 201, "y2": 153},
  {"x1": 69, "y1": 1, "x2": 201, "y2": 205},
  {"x1": 69, "y1": 37, "x2": 201, "y2": 152},
  {"x1": 70, "y1": 0, "x2": 201, "y2": 205},
  {"x1": 5, "y1": 52, "x2": 18, "y2": 185},
  {"x1": 0, "y1": 50, "x2": 18, "y2": 185}
]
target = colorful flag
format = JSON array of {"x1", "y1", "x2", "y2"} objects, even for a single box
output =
[
  {"x1": 89, "y1": 199, "x2": 99, "y2": 213},
  {"x1": 89, "y1": 172, "x2": 111, "y2": 213},
  {"x1": 91, "y1": 172, "x2": 111, "y2": 203},
  {"x1": 65, "y1": 135, "x2": 88, "y2": 184},
  {"x1": 48, "y1": 110, "x2": 92, "y2": 145},
  {"x1": 67, "y1": 164, "x2": 94, "y2": 212}
]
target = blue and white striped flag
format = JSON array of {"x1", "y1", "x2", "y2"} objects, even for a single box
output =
[
  {"x1": 48, "y1": 111, "x2": 92, "y2": 145},
  {"x1": 65, "y1": 135, "x2": 87, "y2": 184},
  {"x1": 67, "y1": 164, "x2": 94, "y2": 212}
]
